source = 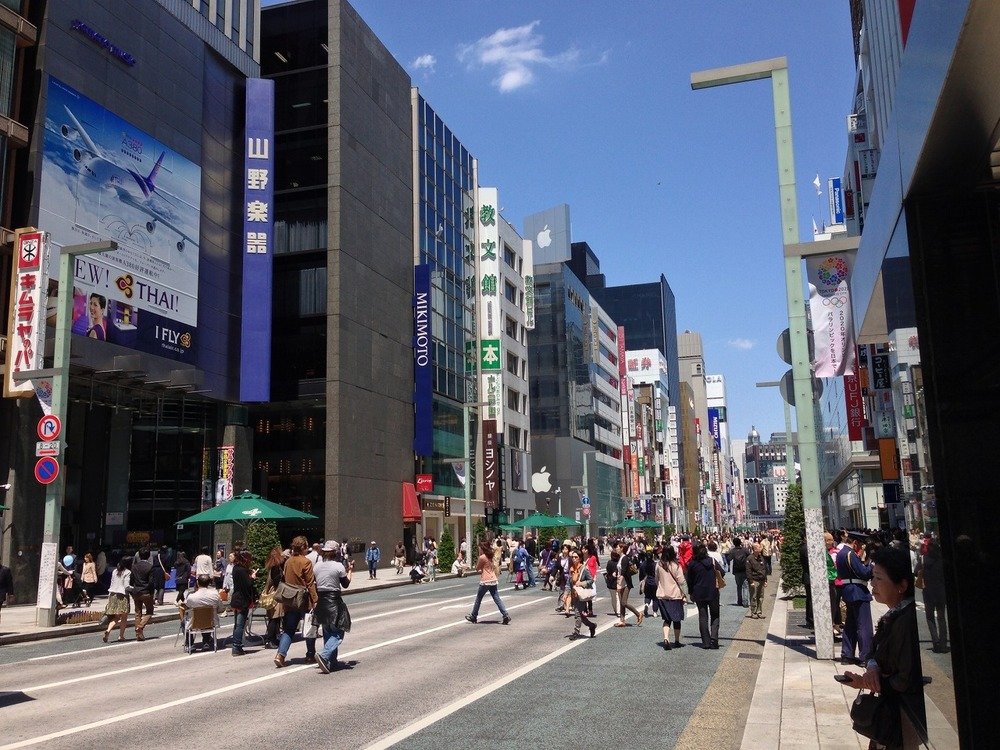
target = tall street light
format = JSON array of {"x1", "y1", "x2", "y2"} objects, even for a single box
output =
[
  {"x1": 692, "y1": 57, "x2": 833, "y2": 659},
  {"x1": 15, "y1": 240, "x2": 117, "y2": 627}
]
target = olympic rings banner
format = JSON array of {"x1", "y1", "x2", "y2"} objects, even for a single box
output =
[{"x1": 806, "y1": 252, "x2": 856, "y2": 377}]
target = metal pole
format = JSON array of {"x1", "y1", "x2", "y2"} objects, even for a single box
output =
[
  {"x1": 692, "y1": 58, "x2": 833, "y2": 659},
  {"x1": 582, "y1": 452, "x2": 591, "y2": 540},
  {"x1": 463, "y1": 403, "x2": 472, "y2": 564},
  {"x1": 35, "y1": 241, "x2": 117, "y2": 627}
]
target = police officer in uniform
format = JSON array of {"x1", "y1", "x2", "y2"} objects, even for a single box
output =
[{"x1": 835, "y1": 530, "x2": 873, "y2": 665}]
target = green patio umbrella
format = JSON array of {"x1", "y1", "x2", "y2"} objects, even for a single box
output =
[
  {"x1": 498, "y1": 523, "x2": 521, "y2": 532},
  {"x1": 614, "y1": 518, "x2": 646, "y2": 529},
  {"x1": 641, "y1": 519, "x2": 663, "y2": 528},
  {"x1": 175, "y1": 490, "x2": 319, "y2": 527},
  {"x1": 549, "y1": 514, "x2": 582, "y2": 527},
  {"x1": 510, "y1": 512, "x2": 563, "y2": 528}
]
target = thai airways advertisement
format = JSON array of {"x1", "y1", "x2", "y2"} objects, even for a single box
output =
[{"x1": 38, "y1": 76, "x2": 202, "y2": 361}]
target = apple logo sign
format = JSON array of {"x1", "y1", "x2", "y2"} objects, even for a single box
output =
[
  {"x1": 536, "y1": 225, "x2": 552, "y2": 249},
  {"x1": 531, "y1": 466, "x2": 552, "y2": 494}
]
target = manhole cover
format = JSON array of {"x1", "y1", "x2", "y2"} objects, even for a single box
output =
[{"x1": 737, "y1": 652, "x2": 762, "y2": 660}]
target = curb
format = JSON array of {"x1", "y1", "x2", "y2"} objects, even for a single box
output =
[{"x1": 0, "y1": 572, "x2": 463, "y2": 646}]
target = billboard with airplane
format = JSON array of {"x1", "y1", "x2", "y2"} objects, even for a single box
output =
[{"x1": 38, "y1": 76, "x2": 201, "y2": 361}]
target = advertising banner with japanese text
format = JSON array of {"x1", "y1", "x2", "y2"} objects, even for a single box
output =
[
  {"x1": 477, "y1": 188, "x2": 503, "y2": 431},
  {"x1": 38, "y1": 76, "x2": 201, "y2": 362},
  {"x1": 482, "y1": 419, "x2": 499, "y2": 509},
  {"x1": 806, "y1": 252, "x2": 856, "y2": 377},
  {"x1": 4, "y1": 230, "x2": 51, "y2": 397},
  {"x1": 240, "y1": 78, "x2": 274, "y2": 401}
]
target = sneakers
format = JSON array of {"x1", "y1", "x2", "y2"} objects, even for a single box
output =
[
  {"x1": 465, "y1": 615, "x2": 477, "y2": 623},
  {"x1": 316, "y1": 654, "x2": 332, "y2": 673},
  {"x1": 232, "y1": 648, "x2": 247, "y2": 657},
  {"x1": 273, "y1": 653, "x2": 286, "y2": 668},
  {"x1": 304, "y1": 653, "x2": 317, "y2": 663},
  {"x1": 502, "y1": 615, "x2": 511, "y2": 625}
]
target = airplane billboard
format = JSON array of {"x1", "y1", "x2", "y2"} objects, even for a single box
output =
[{"x1": 38, "y1": 76, "x2": 201, "y2": 361}]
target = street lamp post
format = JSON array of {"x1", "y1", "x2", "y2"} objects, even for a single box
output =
[
  {"x1": 15, "y1": 240, "x2": 117, "y2": 627},
  {"x1": 692, "y1": 58, "x2": 833, "y2": 659}
]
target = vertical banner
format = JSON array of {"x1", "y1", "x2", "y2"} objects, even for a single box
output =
[
  {"x1": 482, "y1": 419, "x2": 499, "y2": 509},
  {"x1": 216, "y1": 446, "x2": 235, "y2": 504},
  {"x1": 707, "y1": 407, "x2": 722, "y2": 450},
  {"x1": 240, "y1": 78, "x2": 275, "y2": 401},
  {"x1": 844, "y1": 373, "x2": 865, "y2": 440},
  {"x1": 806, "y1": 253, "x2": 857, "y2": 377},
  {"x1": 413, "y1": 263, "x2": 433, "y2": 456},
  {"x1": 477, "y1": 187, "x2": 503, "y2": 430},
  {"x1": 522, "y1": 238, "x2": 535, "y2": 330},
  {"x1": 828, "y1": 177, "x2": 844, "y2": 224},
  {"x1": 4, "y1": 229, "x2": 51, "y2": 397}
]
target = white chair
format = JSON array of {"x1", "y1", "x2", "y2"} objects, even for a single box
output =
[{"x1": 181, "y1": 605, "x2": 218, "y2": 654}]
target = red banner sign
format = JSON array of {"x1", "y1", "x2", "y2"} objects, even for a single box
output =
[
  {"x1": 844, "y1": 373, "x2": 865, "y2": 440},
  {"x1": 415, "y1": 473, "x2": 433, "y2": 493},
  {"x1": 482, "y1": 420, "x2": 499, "y2": 509}
]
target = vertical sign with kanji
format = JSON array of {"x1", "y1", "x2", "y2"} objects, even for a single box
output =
[
  {"x1": 240, "y1": 78, "x2": 275, "y2": 401},
  {"x1": 4, "y1": 229, "x2": 51, "y2": 397},
  {"x1": 477, "y1": 187, "x2": 503, "y2": 431},
  {"x1": 844, "y1": 373, "x2": 865, "y2": 440},
  {"x1": 522, "y1": 237, "x2": 535, "y2": 330},
  {"x1": 482, "y1": 419, "x2": 499, "y2": 509}
]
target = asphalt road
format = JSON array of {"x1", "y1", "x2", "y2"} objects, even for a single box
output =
[{"x1": 0, "y1": 573, "x2": 759, "y2": 749}]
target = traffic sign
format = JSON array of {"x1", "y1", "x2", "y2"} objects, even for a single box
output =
[
  {"x1": 582, "y1": 506, "x2": 591, "y2": 517},
  {"x1": 36, "y1": 441, "x2": 60, "y2": 457},
  {"x1": 580, "y1": 495, "x2": 590, "y2": 506},
  {"x1": 37, "y1": 414, "x2": 62, "y2": 441},
  {"x1": 34, "y1": 457, "x2": 59, "y2": 485}
]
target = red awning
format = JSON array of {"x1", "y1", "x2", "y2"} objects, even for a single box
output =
[{"x1": 402, "y1": 482, "x2": 422, "y2": 522}]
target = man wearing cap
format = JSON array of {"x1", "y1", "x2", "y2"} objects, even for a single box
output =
[
  {"x1": 312, "y1": 540, "x2": 354, "y2": 673},
  {"x1": 835, "y1": 531, "x2": 874, "y2": 665},
  {"x1": 365, "y1": 541, "x2": 381, "y2": 580}
]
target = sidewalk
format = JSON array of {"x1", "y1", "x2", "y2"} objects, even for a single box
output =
[
  {"x1": 0, "y1": 564, "x2": 457, "y2": 646},
  {"x1": 740, "y1": 587, "x2": 959, "y2": 749}
]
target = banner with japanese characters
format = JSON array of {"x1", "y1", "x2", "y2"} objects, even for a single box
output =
[
  {"x1": 239, "y1": 78, "x2": 275, "y2": 401},
  {"x1": 806, "y1": 252, "x2": 857, "y2": 377},
  {"x1": 522, "y1": 236, "x2": 535, "y2": 330},
  {"x1": 4, "y1": 230, "x2": 51, "y2": 397},
  {"x1": 482, "y1": 419, "x2": 499, "y2": 509},
  {"x1": 477, "y1": 187, "x2": 503, "y2": 431}
]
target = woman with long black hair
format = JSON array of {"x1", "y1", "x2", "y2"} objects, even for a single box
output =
[
  {"x1": 686, "y1": 542, "x2": 724, "y2": 649},
  {"x1": 465, "y1": 540, "x2": 511, "y2": 625},
  {"x1": 655, "y1": 545, "x2": 688, "y2": 650}
]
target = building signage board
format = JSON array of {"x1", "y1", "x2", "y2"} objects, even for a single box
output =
[
  {"x1": 828, "y1": 177, "x2": 845, "y2": 224},
  {"x1": 859, "y1": 148, "x2": 880, "y2": 179},
  {"x1": 522, "y1": 238, "x2": 535, "y2": 330},
  {"x1": 844, "y1": 373, "x2": 865, "y2": 441},
  {"x1": 240, "y1": 78, "x2": 275, "y2": 401},
  {"x1": 477, "y1": 188, "x2": 504, "y2": 433},
  {"x1": 415, "y1": 474, "x2": 433, "y2": 493},
  {"x1": 38, "y1": 77, "x2": 202, "y2": 362},
  {"x1": 482, "y1": 419, "x2": 499, "y2": 509},
  {"x1": 806, "y1": 252, "x2": 856, "y2": 377},
  {"x1": 871, "y1": 354, "x2": 891, "y2": 390},
  {"x1": 413, "y1": 264, "x2": 433, "y2": 456},
  {"x1": 215, "y1": 446, "x2": 235, "y2": 504},
  {"x1": 4, "y1": 230, "x2": 51, "y2": 397},
  {"x1": 707, "y1": 407, "x2": 722, "y2": 450}
]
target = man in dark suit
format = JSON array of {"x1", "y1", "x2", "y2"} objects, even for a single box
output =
[{"x1": 835, "y1": 531, "x2": 874, "y2": 665}]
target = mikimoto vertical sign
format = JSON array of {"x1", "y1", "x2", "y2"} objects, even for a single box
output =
[
  {"x1": 240, "y1": 78, "x2": 275, "y2": 401},
  {"x1": 413, "y1": 264, "x2": 433, "y2": 456},
  {"x1": 4, "y1": 229, "x2": 51, "y2": 397}
]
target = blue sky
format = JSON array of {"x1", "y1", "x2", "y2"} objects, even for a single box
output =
[{"x1": 269, "y1": 0, "x2": 857, "y2": 446}]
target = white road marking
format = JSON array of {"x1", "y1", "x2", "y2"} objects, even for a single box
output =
[
  {"x1": 0, "y1": 599, "x2": 545, "y2": 749},
  {"x1": 439, "y1": 595, "x2": 601, "y2": 611},
  {"x1": 20, "y1": 652, "x2": 208, "y2": 692},
  {"x1": 363, "y1": 615, "x2": 621, "y2": 749},
  {"x1": 397, "y1": 584, "x2": 461, "y2": 597},
  {"x1": 352, "y1": 586, "x2": 515, "y2": 623}
]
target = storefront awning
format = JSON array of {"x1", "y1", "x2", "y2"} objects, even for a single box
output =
[{"x1": 402, "y1": 482, "x2": 422, "y2": 523}]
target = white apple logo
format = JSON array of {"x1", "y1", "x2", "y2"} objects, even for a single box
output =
[
  {"x1": 536, "y1": 225, "x2": 552, "y2": 249},
  {"x1": 531, "y1": 466, "x2": 552, "y2": 494}
]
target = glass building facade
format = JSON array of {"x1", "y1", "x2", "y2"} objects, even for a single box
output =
[{"x1": 413, "y1": 93, "x2": 476, "y2": 499}]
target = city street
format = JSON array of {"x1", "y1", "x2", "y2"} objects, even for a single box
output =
[{"x1": 0, "y1": 572, "x2": 771, "y2": 749}]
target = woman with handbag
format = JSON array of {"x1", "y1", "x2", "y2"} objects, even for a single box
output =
[
  {"x1": 568, "y1": 549, "x2": 597, "y2": 638},
  {"x1": 261, "y1": 547, "x2": 285, "y2": 649},
  {"x1": 81, "y1": 552, "x2": 97, "y2": 605},
  {"x1": 273, "y1": 536, "x2": 318, "y2": 668},
  {"x1": 584, "y1": 540, "x2": 600, "y2": 617},
  {"x1": 102, "y1": 558, "x2": 131, "y2": 643},
  {"x1": 609, "y1": 545, "x2": 644, "y2": 627},
  {"x1": 639, "y1": 547, "x2": 658, "y2": 618},
  {"x1": 654, "y1": 545, "x2": 688, "y2": 650},
  {"x1": 843, "y1": 546, "x2": 927, "y2": 749},
  {"x1": 686, "y1": 542, "x2": 724, "y2": 649}
]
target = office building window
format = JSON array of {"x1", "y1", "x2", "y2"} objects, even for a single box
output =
[
  {"x1": 503, "y1": 244, "x2": 517, "y2": 270},
  {"x1": 508, "y1": 426, "x2": 522, "y2": 450},
  {"x1": 505, "y1": 316, "x2": 517, "y2": 339},
  {"x1": 504, "y1": 280, "x2": 517, "y2": 304},
  {"x1": 506, "y1": 352, "x2": 518, "y2": 376},
  {"x1": 507, "y1": 387, "x2": 520, "y2": 412}
]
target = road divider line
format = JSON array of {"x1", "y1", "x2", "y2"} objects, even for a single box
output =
[
  {"x1": 363, "y1": 615, "x2": 621, "y2": 750},
  {"x1": 352, "y1": 586, "x2": 515, "y2": 623},
  {"x1": 20, "y1": 652, "x2": 208, "y2": 692},
  {"x1": 1, "y1": 598, "x2": 546, "y2": 749}
]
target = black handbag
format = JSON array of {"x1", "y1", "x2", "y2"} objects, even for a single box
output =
[{"x1": 850, "y1": 691, "x2": 901, "y2": 746}]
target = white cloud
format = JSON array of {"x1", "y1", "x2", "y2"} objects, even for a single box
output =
[
  {"x1": 411, "y1": 54, "x2": 437, "y2": 72},
  {"x1": 728, "y1": 338, "x2": 756, "y2": 351},
  {"x1": 458, "y1": 21, "x2": 594, "y2": 93}
]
